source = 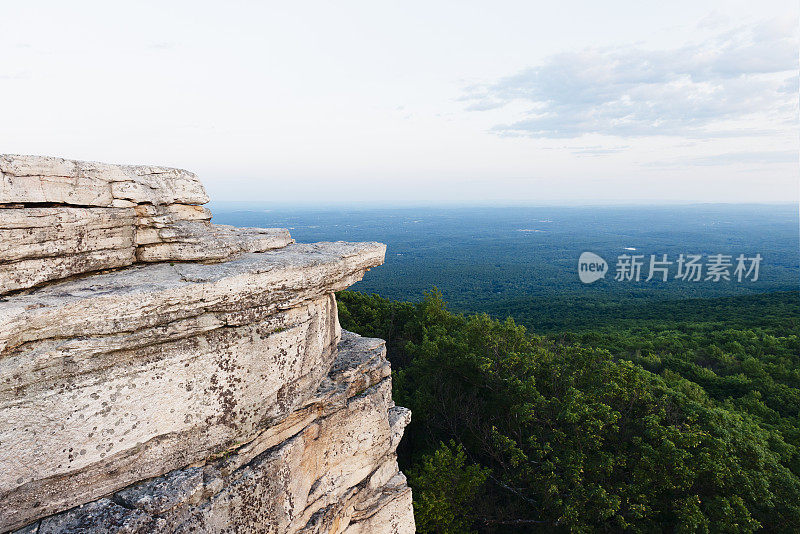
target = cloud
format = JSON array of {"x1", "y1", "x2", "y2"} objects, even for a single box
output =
[
  {"x1": 697, "y1": 11, "x2": 730, "y2": 30},
  {"x1": 148, "y1": 42, "x2": 176, "y2": 51},
  {"x1": 570, "y1": 146, "x2": 629, "y2": 157},
  {"x1": 0, "y1": 71, "x2": 30, "y2": 81},
  {"x1": 545, "y1": 144, "x2": 631, "y2": 157},
  {"x1": 464, "y1": 18, "x2": 798, "y2": 139},
  {"x1": 646, "y1": 150, "x2": 798, "y2": 168}
]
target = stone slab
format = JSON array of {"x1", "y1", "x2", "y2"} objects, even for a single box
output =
[
  {"x1": 0, "y1": 241, "x2": 385, "y2": 355},
  {"x1": 0, "y1": 155, "x2": 208, "y2": 207},
  {"x1": 0, "y1": 206, "x2": 138, "y2": 293},
  {"x1": 13, "y1": 333, "x2": 414, "y2": 534},
  {"x1": 0, "y1": 296, "x2": 340, "y2": 531},
  {"x1": 0, "y1": 243, "x2": 385, "y2": 532},
  {"x1": 136, "y1": 223, "x2": 293, "y2": 263}
]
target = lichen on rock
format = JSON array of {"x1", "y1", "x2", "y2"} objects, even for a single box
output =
[{"x1": 0, "y1": 155, "x2": 415, "y2": 534}]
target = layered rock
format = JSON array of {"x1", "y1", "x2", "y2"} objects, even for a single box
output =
[
  {"x1": 0, "y1": 155, "x2": 292, "y2": 293},
  {"x1": 0, "y1": 154, "x2": 208, "y2": 206},
  {"x1": 0, "y1": 155, "x2": 414, "y2": 533},
  {"x1": 13, "y1": 334, "x2": 412, "y2": 534}
]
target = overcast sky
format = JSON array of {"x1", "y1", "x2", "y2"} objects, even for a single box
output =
[{"x1": 1, "y1": 1, "x2": 797, "y2": 205}]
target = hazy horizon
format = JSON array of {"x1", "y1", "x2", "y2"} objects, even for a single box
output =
[
  {"x1": 210, "y1": 202, "x2": 799, "y2": 306},
  {"x1": 209, "y1": 200, "x2": 799, "y2": 209},
  {"x1": 2, "y1": 1, "x2": 797, "y2": 205}
]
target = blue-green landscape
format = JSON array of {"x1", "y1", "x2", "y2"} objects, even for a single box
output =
[
  {"x1": 214, "y1": 202, "x2": 800, "y2": 532},
  {"x1": 212, "y1": 203, "x2": 798, "y2": 330}
]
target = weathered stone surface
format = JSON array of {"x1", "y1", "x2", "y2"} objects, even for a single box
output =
[
  {"x1": 0, "y1": 155, "x2": 413, "y2": 533},
  {"x1": 133, "y1": 203, "x2": 212, "y2": 243},
  {"x1": 0, "y1": 206, "x2": 138, "y2": 292},
  {"x1": 0, "y1": 207, "x2": 136, "y2": 261},
  {"x1": 0, "y1": 241, "x2": 385, "y2": 356},
  {"x1": 14, "y1": 333, "x2": 414, "y2": 534},
  {"x1": 37, "y1": 499, "x2": 163, "y2": 534},
  {"x1": 0, "y1": 155, "x2": 208, "y2": 207},
  {"x1": 115, "y1": 467, "x2": 205, "y2": 515},
  {"x1": 9, "y1": 524, "x2": 38, "y2": 534},
  {"x1": 0, "y1": 208, "x2": 293, "y2": 293},
  {"x1": 157, "y1": 334, "x2": 410, "y2": 534},
  {"x1": 0, "y1": 243, "x2": 385, "y2": 532},
  {"x1": 0, "y1": 156, "x2": 289, "y2": 292},
  {"x1": 1, "y1": 296, "x2": 340, "y2": 528},
  {"x1": 136, "y1": 222, "x2": 293, "y2": 262},
  {"x1": 340, "y1": 484, "x2": 415, "y2": 534},
  {"x1": 0, "y1": 248, "x2": 137, "y2": 294}
]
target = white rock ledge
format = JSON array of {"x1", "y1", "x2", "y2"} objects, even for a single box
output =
[
  {"x1": 0, "y1": 155, "x2": 296, "y2": 293},
  {"x1": 0, "y1": 154, "x2": 209, "y2": 207},
  {"x1": 12, "y1": 333, "x2": 414, "y2": 534},
  {"x1": 0, "y1": 155, "x2": 413, "y2": 534}
]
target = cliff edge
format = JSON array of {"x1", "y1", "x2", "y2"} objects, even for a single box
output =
[{"x1": 0, "y1": 155, "x2": 415, "y2": 533}]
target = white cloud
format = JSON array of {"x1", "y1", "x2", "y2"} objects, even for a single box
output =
[
  {"x1": 464, "y1": 18, "x2": 798, "y2": 139},
  {"x1": 697, "y1": 11, "x2": 730, "y2": 30},
  {"x1": 646, "y1": 150, "x2": 798, "y2": 167}
]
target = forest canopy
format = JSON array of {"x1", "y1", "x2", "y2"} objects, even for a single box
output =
[{"x1": 338, "y1": 290, "x2": 800, "y2": 533}]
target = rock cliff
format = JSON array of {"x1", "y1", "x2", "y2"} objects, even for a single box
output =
[{"x1": 0, "y1": 155, "x2": 415, "y2": 533}]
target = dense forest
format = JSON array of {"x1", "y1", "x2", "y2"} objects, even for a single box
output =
[
  {"x1": 213, "y1": 204, "x2": 800, "y2": 309},
  {"x1": 338, "y1": 290, "x2": 800, "y2": 533},
  {"x1": 215, "y1": 204, "x2": 800, "y2": 531}
]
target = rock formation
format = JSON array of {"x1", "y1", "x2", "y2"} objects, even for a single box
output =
[{"x1": 0, "y1": 155, "x2": 415, "y2": 533}]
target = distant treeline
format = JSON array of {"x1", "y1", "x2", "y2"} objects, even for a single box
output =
[{"x1": 473, "y1": 290, "x2": 800, "y2": 333}]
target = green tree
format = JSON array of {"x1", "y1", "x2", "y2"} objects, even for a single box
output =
[
  {"x1": 408, "y1": 440, "x2": 490, "y2": 534},
  {"x1": 338, "y1": 290, "x2": 800, "y2": 532}
]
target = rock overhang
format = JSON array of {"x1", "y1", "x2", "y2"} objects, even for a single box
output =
[{"x1": 0, "y1": 155, "x2": 413, "y2": 533}]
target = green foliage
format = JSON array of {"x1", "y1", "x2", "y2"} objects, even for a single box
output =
[
  {"x1": 479, "y1": 291, "x2": 799, "y2": 334},
  {"x1": 557, "y1": 317, "x2": 800, "y2": 479},
  {"x1": 408, "y1": 440, "x2": 491, "y2": 534},
  {"x1": 338, "y1": 290, "x2": 800, "y2": 533}
]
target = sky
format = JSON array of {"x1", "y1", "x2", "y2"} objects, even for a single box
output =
[{"x1": 1, "y1": 1, "x2": 797, "y2": 205}]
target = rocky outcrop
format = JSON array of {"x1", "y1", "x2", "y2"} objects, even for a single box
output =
[
  {"x1": 0, "y1": 155, "x2": 415, "y2": 533},
  {"x1": 0, "y1": 154, "x2": 208, "y2": 206},
  {"x1": 0, "y1": 155, "x2": 292, "y2": 293}
]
